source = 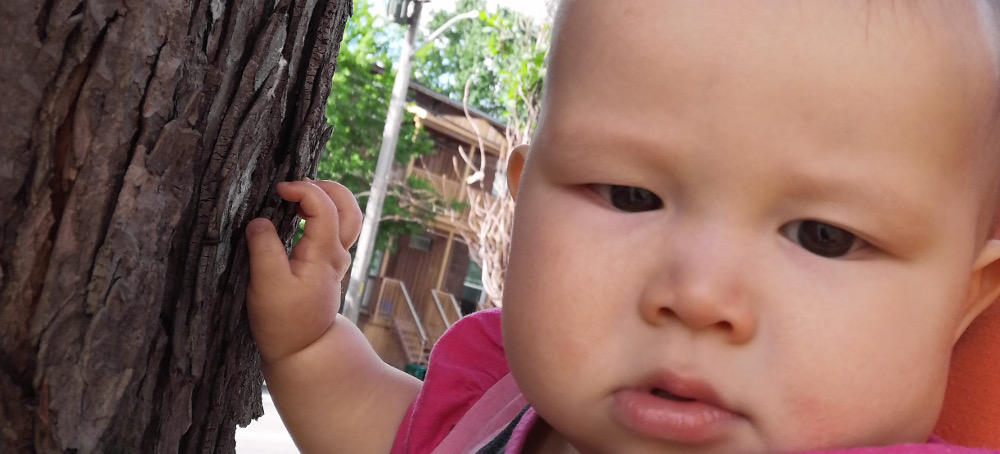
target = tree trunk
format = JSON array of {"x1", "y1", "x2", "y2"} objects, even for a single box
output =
[{"x1": 0, "y1": 0, "x2": 351, "y2": 452}]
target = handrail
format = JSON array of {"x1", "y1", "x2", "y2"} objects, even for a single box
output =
[
  {"x1": 432, "y1": 289, "x2": 464, "y2": 325},
  {"x1": 374, "y1": 278, "x2": 392, "y2": 323},
  {"x1": 374, "y1": 278, "x2": 431, "y2": 363},
  {"x1": 445, "y1": 292, "x2": 463, "y2": 319},
  {"x1": 398, "y1": 283, "x2": 429, "y2": 344},
  {"x1": 431, "y1": 290, "x2": 453, "y2": 329}
]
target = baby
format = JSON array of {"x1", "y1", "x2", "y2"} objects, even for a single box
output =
[{"x1": 245, "y1": 1, "x2": 1000, "y2": 453}]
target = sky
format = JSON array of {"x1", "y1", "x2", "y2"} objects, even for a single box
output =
[
  {"x1": 368, "y1": 0, "x2": 553, "y2": 64},
  {"x1": 372, "y1": 0, "x2": 553, "y2": 30},
  {"x1": 422, "y1": 0, "x2": 552, "y2": 22}
]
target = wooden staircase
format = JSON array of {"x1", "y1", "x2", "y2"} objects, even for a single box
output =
[
  {"x1": 372, "y1": 278, "x2": 429, "y2": 365},
  {"x1": 365, "y1": 278, "x2": 469, "y2": 369}
]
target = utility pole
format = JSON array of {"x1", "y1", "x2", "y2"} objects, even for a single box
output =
[
  {"x1": 342, "y1": 1, "x2": 424, "y2": 323},
  {"x1": 343, "y1": 3, "x2": 482, "y2": 323},
  {"x1": 342, "y1": 0, "x2": 479, "y2": 323}
]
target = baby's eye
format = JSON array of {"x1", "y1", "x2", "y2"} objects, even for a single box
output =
[
  {"x1": 781, "y1": 220, "x2": 862, "y2": 258},
  {"x1": 592, "y1": 185, "x2": 663, "y2": 212}
]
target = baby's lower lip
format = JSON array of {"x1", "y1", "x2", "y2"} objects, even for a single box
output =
[{"x1": 611, "y1": 389, "x2": 740, "y2": 444}]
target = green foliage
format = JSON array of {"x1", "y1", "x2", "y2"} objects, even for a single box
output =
[
  {"x1": 317, "y1": 0, "x2": 550, "y2": 256},
  {"x1": 320, "y1": 0, "x2": 437, "y2": 252},
  {"x1": 414, "y1": 0, "x2": 549, "y2": 127}
]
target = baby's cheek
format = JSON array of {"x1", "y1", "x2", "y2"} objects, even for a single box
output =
[
  {"x1": 774, "y1": 381, "x2": 939, "y2": 451},
  {"x1": 775, "y1": 392, "x2": 853, "y2": 451},
  {"x1": 758, "y1": 361, "x2": 874, "y2": 451}
]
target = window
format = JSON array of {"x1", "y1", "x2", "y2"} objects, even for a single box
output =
[
  {"x1": 461, "y1": 260, "x2": 486, "y2": 314},
  {"x1": 408, "y1": 234, "x2": 433, "y2": 251}
]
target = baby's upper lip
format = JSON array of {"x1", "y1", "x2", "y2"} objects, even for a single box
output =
[{"x1": 633, "y1": 369, "x2": 738, "y2": 414}]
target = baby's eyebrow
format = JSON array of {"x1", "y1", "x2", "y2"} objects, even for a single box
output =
[
  {"x1": 779, "y1": 168, "x2": 935, "y2": 243},
  {"x1": 548, "y1": 123, "x2": 685, "y2": 175}
]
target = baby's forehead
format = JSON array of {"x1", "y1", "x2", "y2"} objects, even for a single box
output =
[
  {"x1": 544, "y1": 0, "x2": 1000, "y2": 240},
  {"x1": 550, "y1": 0, "x2": 998, "y2": 67},
  {"x1": 546, "y1": 0, "x2": 1000, "y2": 140},
  {"x1": 545, "y1": 1, "x2": 998, "y2": 121}
]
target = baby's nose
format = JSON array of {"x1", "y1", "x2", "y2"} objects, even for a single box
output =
[{"x1": 638, "y1": 228, "x2": 758, "y2": 344}]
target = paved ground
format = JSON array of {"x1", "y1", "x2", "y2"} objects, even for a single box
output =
[{"x1": 235, "y1": 390, "x2": 298, "y2": 453}]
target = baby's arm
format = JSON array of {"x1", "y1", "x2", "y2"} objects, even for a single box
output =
[{"x1": 245, "y1": 180, "x2": 421, "y2": 454}]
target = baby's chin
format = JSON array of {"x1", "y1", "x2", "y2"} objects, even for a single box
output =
[{"x1": 550, "y1": 420, "x2": 934, "y2": 454}]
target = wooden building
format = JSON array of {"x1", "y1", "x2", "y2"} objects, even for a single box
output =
[{"x1": 356, "y1": 79, "x2": 506, "y2": 371}]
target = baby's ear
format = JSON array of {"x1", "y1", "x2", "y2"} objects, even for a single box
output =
[
  {"x1": 956, "y1": 238, "x2": 1000, "y2": 340},
  {"x1": 506, "y1": 144, "x2": 529, "y2": 201}
]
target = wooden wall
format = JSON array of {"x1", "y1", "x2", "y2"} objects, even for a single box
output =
[
  {"x1": 416, "y1": 130, "x2": 501, "y2": 197},
  {"x1": 418, "y1": 136, "x2": 465, "y2": 180}
]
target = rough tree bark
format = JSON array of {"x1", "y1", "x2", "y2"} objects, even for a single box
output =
[{"x1": 0, "y1": 0, "x2": 351, "y2": 452}]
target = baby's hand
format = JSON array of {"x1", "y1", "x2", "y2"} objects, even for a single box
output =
[{"x1": 245, "y1": 180, "x2": 362, "y2": 363}]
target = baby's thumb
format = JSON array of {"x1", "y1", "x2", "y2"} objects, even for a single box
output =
[{"x1": 245, "y1": 218, "x2": 291, "y2": 290}]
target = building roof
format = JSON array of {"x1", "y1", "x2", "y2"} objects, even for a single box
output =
[{"x1": 370, "y1": 64, "x2": 509, "y2": 154}]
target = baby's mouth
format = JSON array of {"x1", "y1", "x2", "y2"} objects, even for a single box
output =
[
  {"x1": 612, "y1": 381, "x2": 741, "y2": 443},
  {"x1": 651, "y1": 388, "x2": 697, "y2": 402}
]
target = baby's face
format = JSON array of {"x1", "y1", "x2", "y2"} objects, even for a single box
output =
[{"x1": 502, "y1": 1, "x2": 1000, "y2": 453}]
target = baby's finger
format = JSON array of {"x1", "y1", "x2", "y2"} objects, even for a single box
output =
[
  {"x1": 311, "y1": 180, "x2": 363, "y2": 249},
  {"x1": 245, "y1": 218, "x2": 292, "y2": 292},
  {"x1": 276, "y1": 181, "x2": 340, "y2": 265}
]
